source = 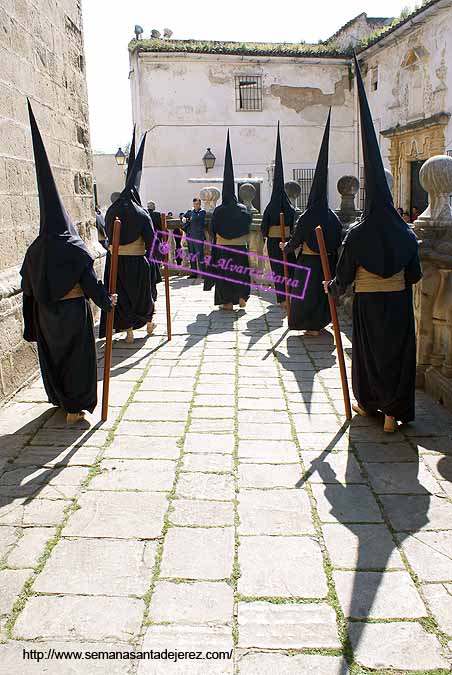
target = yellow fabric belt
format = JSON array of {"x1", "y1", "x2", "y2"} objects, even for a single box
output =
[
  {"x1": 61, "y1": 283, "x2": 84, "y2": 300},
  {"x1": 354, "y1": 266, "x2": 405, "y2": 292},
  {"x1": 302, "y1": 243, "x2": 320, "y2": 256},
  {"x1": 216, "y1": 234, "x2": 249, "y2": 246},
  {"x1": 109, "y1": 237, "x2": 145, "y2": 256},
  {"x1": 268, "y1": 225, "x2": 291, "y2": 238}
]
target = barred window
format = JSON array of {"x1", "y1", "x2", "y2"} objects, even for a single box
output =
[
  {"x1": 292, "y1": 168, "x2": 316, "y2": 211},
  {"x1": 235, "y1": 76, "x2": 263, "y2": 111},
  {"x1": 371, "y1": 66, "x2": 378, "y2": 91}
]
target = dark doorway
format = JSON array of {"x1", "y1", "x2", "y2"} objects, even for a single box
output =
[
  {"x1": 237, "y1": 181, "x2": 261, "y2": 212},
  {"x1": 410, "y1": 160, "x2": 428, "y2": 217}
]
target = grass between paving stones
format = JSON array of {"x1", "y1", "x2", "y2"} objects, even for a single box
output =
[
  {"x1": 4, "y1": 334, "x2": 168, "y2": 641},
  {"x1": 140, "y1": 318, "x2": 209, "y2": 630},
  {"x1": 230, "y1": 322, "x2": 241, "y2": 656},
  {"x1": 318, "y1": 324, "x2": 452, "y2": 675},
  {"x1": 259, "y1": 300, "x2": 356, "y2": 670},
  {"x1": 332, "y1": 381, "x2": 452, "y2": 657}
]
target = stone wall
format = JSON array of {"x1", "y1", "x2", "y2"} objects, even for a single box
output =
[
  {"x1": 0, "y1": 0, "x2": 95, "y2": 400},
  {"x1": 129, "y1": 51, "x2": 355, "y2": 215}
]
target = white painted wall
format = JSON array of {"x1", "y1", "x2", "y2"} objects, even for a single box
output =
[
  {"x1": 93, "y1": 153, "x2": 126, "y2": 211},
  {"x1": 129, "y1": 52, "x2": 355, "y2": 215}
]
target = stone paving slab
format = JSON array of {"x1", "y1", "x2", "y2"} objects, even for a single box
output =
[
  {"x1": 333, "y1": 570, "x2": 426, "y2": 618},
  {"x1": 149, "y1": 581, "x2": 233, "y2": 624},
  {"x1": 237, "y1": 601, "x2": 340, "y2": 649},
  {"x1": 34, "y1": 538, "x2": 157, "y2": 596},
  {"x1": 63, "y1": 491, "x2": 168, "y2": 539},
  {"x1": 0, "y1": 642, "x2": 135, "y2": 675},
  {"x1": 88, "y1": 458, "x2": 176, "y2": 492},
  {"x1": 170, "y1": 499, "x2": 235, "y2": 527},
  {"x1": 348, "y1": 621, "x2": 450, "y2": 670},
  {"x1": 238, "y1": 535, "x2": 327, "y2": 598},
  {"x1": 322, "y1": 523, "x2": 404, "y2": 569},
  {"x1": 160, "y1": 527, "x2": 234, "y2": 580},
  {"x1": 14, "y1": 595, "x2": 145, "y2": 641},
  {"x1": 6, "y1": 526, "x2": 55, "y2": 568},
  {"x1": 139, "y1": 625, "x2": 233, "y2": 674},
  {"x1": 236, "y1": 653, "x2": 349, "y2": 675},
  {"x1": 238, "y1": 488, "x2": 314, "y2": 535}
]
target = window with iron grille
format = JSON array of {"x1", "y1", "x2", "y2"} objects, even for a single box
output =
[
  {"x1": 235, "y1": 76, "x2": 263, "y2": 111},
  {"x1": 292, "y1": 168, "x2": 316, "y2": 211},
  {"x1": 371, "y1": 67, "x2": 378, "y2": 91},
  {"x1": 359, "y1": 165, "x2": 366, "y2": 211}
]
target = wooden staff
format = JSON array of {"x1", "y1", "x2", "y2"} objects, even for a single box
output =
[
  {"x1": 161, "y1": 213, "x2": 172, "y2": 341},
  {"x1": 101, "y1": 217, "x2": 121, "y2": 421},
  {"x1": 279, "y1": 212, "x2": 290, "y2": 318},
  {"x1": 315, "y1": 225, "x2": 352, "y2": 421}
]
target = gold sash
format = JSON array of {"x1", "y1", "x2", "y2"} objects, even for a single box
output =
[
  {"x1": 109, "y1": 236, "x2": 145, "y2": 256},
  {"x1": 354, "y1": 266, "x2": 405, "y2": 292},
  {"x1": 302, "y1": 243, "x2": 320, "y2": 256},
  {"x1": 267, "y1": 225, "x2": 291, "y2": 238},
  {"x1": 61, "y1": 283, "x2": 84, "y2": 300},
  {"x1": 216, "y1": 234, "x2": 250, "y2": 246}
]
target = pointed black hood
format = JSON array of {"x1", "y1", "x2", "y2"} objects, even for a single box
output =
[
  {"x1": 346, "y1": 53, "x2": 418, "y2": 277},
  {"x1": 20, "y1": 100, "x2": 93, "y2": 303},
  {"x1": 295, "y1": 108, "x2": 342, "y2": 253},
  {"x1": 222, "y1": 130, "x2": 236, "y2": 204},
  {"x1": 105, "y1": 132, "x2": 153, "y2": 245},
  {"x1": 261, "y1": 123, "x2": 294, "y2": 236},
  {"x1": 125, "y1": 125, "x2": 136, "y2": 183},
  {"x1": 211, "y1": 130, "x2": 251, "y2": 239}
]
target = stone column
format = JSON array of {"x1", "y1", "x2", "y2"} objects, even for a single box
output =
[
  {"x1": 239, "y1": 183, "x2": 264, "y2": 272},
  {"x1": 412, "y1": 155, "x2": 452, "y2": 404},
  {"x1": 200, "y1": 187, "x2": 220, "y2": 215},
  {"x1": 335, "y1": 175, "x2": 360, "y2": 234}
]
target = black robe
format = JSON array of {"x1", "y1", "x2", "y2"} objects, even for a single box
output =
[
  {"x1": 22, "y1": 264, "x2": 112, "y2": 414},
  {"x1": 99, "y1": 211, "x2": 156, "y2": 337},
  {"x1": 330, "y1": 244, "x2": 422, "y2": 422},
  {"x1": 266, "y1": 237, "x2": 296, "y2": 303},
  {"x1": 288, "y1": 246, "x2": 337, "y2": 331},
  {"x1": 213, "y1": 243, "x2": 251, "y2": 306}
]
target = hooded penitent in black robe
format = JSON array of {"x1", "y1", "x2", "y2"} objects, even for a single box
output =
[
  {"x1": 20, "y1": 101, "x2": 112, "y2": 414},
  {"x1": 328, "y1": 55, "x2": 421, "y2": 423},
  {"x1": 99, "y1": 133, "x2": 156, "y2": 337},
  {"x1": 147, "y1": 207, "x2": 163, "y2": 299},
  {"x1": 285, "y1": 109, "x2": 342, "y2": 331},
  {"x1": 204, "y1": 131, "x2": 252, "y2": 306},
  {"x1": 261, "y1": 123, "x2": 296, "y2": 304}
]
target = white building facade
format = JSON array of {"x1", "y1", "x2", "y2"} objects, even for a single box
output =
[{"x1": 128, "y1": 0, "x2": 452, "y2": 217}]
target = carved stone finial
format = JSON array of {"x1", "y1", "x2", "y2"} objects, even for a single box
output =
[
  {"x1": 336, "y1": 175, "x2": 360, "y2": 226},
  {"x1": 199, "y1": 187, "x2": 220, "y2": 214},
  {"x1": 239, "y1": 183, "x2": 257, "y2": 213},
  {"x1": 284, "y1": 181, "x2": 301, "y2": 208},
  {"x1": 384, "y1": 168, "x2": 394, "y2": 193},
  {"x1": 419, "y1": 155, "x2": 452, "y2": 225}
]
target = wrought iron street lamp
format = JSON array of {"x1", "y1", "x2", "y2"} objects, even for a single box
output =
[
  {"x1": 202, "y1": 148, "x2": 216, "y2": 173},
  {"x1": 115, "y1": 147, "x2": 127, "y2": 167}
]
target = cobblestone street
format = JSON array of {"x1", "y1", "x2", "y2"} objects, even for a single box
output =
[{"x1": 0, "y1": 278, "x2": 452, "y2": 674}]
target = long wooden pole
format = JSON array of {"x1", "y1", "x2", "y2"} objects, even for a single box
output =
[
  {"x1": 279, "y1": 212, "x2": 290, "y2": 318},
  {"x1": 161, "y1": 213, "x2": 172, "y2": 341},
  {"x1": 315, "y1": 225, "x2": 352, "y2": 421},
  {"x1": 101, "y1": 217, "x2": 121, "y2": 421}
]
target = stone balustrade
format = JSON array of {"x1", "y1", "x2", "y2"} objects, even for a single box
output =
[{"x1": 412, "y1": 154, "x2": 452, "y2": 409}]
